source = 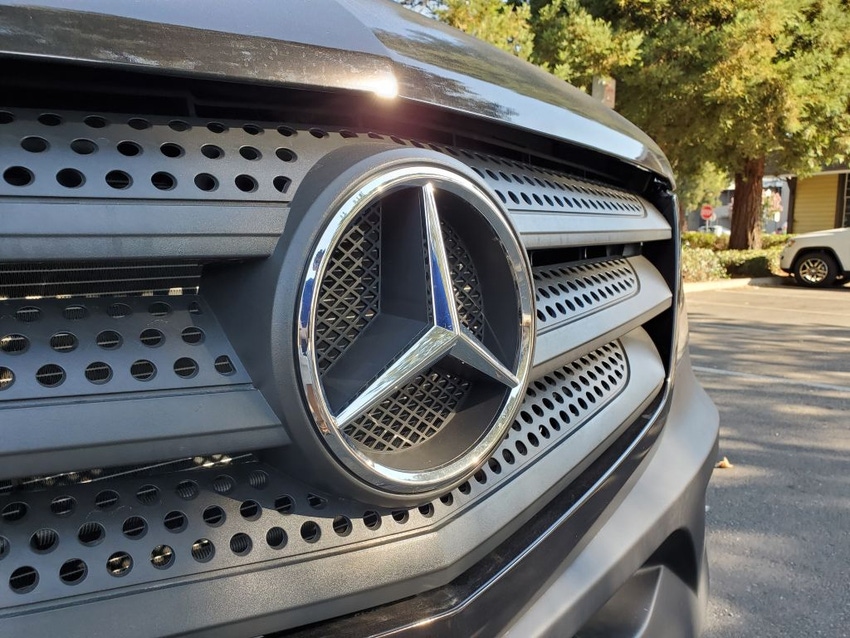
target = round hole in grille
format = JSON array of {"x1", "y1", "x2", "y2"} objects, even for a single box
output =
[
  {"x1": 306, "y1": 494, "x2": 326, "y2": 510},
  {"x1": 106, "y1": 552, "x2": 133, "y2": 577},
  {"x1": 96, "y1": 330, "x2": 122, "y2": 350},
  {"x1": 148, "y1": 301, "x2": 171, "y2": 317},
  {"x1": 188, "y1": 301, "x2": 203, "y2": 314},
  {"x1": 36, "y1": 364, "x2": 65, "y2": 387},
  {"x1": 29, "y1": 529, "x2": 58, "y2": 553},
  {"x1": 95, "y1": 489, "x2": 120, "y2": 510},
  {"x1": 59, "y1": 558, "x2": 88, "y2": 585},
  {"x1": 2, "y1": 502, "x2": 28, "y2": 522},
  {"x1": 128, "y1": 117, "x2": 150, "y2": 130},
  {"x1": 239, "y1": 500, "x2": 261, "y2": 521},
  {"x1": 1, "y1": 334, "x2": 28, "y2": 354},
  {"x1": 131, "y1": 359, "x2": 157, "y2": 381},
  {"x1": 418, "y1": 503, "x2": 435, "y2": 518},
  {"x1": 160, "y1": 142, "x2": 184, "y2": 158},
  {"x1": 9, "y1": 567, "x2": 38, "y2": 593},
  {"x1": 239, "y1": 145, "x2": 261, "y2": 160},
  {"x1": 163, "y1": 511, "x2": 187, "y2": 532},
  {"x1": 117, "y1": 141, "x2": 142, "y2": 156},
  {"x1": 84, "y1": 115, "x2": 107, "y2": 128},
  {"x1": 207, "y1": 122, "x2": 227, "y2": 133},
  {"x1": 136, "y1": 484, "x2": 160, "y2": 505},
  {"x1": 0, "y1": 111, "x2": 14, "y2": 124},
  {"x1": 309, "y1": 128, "x2": 328, "y2": 138},
  {"x1": 391, "y1": 510, "x2": 409, "y2": 524},
  {"x1": 332, "y1": 516, "x2": 352, "y2": 537},
  {"x1": 363, "y1": 511, "x2": 381, "y2": 530},
  {"x1": 473, "y1": 470, "x2": 487, "y2": 485},
  {"x1": 51, "y1": 495, "x2": 76, "y2": 517},
  {"x1": 181, "y1": 327, "x2": 205, "y2": 344},
  {"x1": 277, "y1": 126, "x2": 296, "y2": 136},
  {"x1": 56, "y1": 168, "x2": 85, "y2": 188},
  {"x1": 122, "y1": 516, "x2": 148, "y2": 539},
  {"x1": 151, "y1": 171, "x2": 176, "y2": 190},
  {"x1": 63, "y1": 304, "x2": 88, "y2": 320},
  {"x1": 106, "y1": 170, "x2": 132, "y2": 189},
  {"x1": 173, "y1": 357, "x2": 198, "y2": 379},
  {"x1": 70, "y1": 138, "x2": 97, "y2": 154},
  {"x1": 273, "y1": 176, "x2": 291, "y2": 193},
  {"x1": 300, "y1": 522, "x2": 321, "y2": 543},
  {"x1": 266, "y1": 527, "x2": 287, "y2": 549},
  {"x1": 275, "y1": 148, "x2": 296, "y2": 162},
  {"x1": 85, "y1": 361, "x2": 112, "y2": 384},
  {"x1": 150, "y1": 544, "x2": 175, "y2": 569},
  {"x1": 202, "y1": 505, "x2": 226, "y2": 527},
  {"x1": 168, "y1": 120, "x2": 190, "y2": 132},
  {"x1": 107, "y1": 303, "x2": 132, "y2": 318},
  {"x1": 273, "y1": 495, "x2": 294, "y2": 514},
  {"x1": 4, "y1": 166, "x2": 33, "y2": 186},
  {"x1": 77, "y1": 522, "x2": 105, "y2": 546},
  {"x1": 243, "y1": 124, "x2": 263, "y2": 135},
  {"x1": 16, "y1": 306, "x2": 40, "y2": 322},
  {"x1": 176, "y1": 480, "x2": 199, "y2": 500},
  {"x1": 248, "y1": 470, "x2": 268, "y2": 489},
  {"x1": 488, "y1": 458, "x2": 502, "y2": 474},
  {"x1": 212, "y1": 475, "x2": 234, "y2": 494},
  {"x1": 201, "y1": 144, "x2": 223, "y2": 159},
  {"x1": 0, "y1": 536, "x2": 9, "y2": 559},
  {"x1": 229, "y1": 533, "x2": 252, "y2": 555},
  {"x1": 191, "y1": 538, "x2": 215, "y2": 562},
  {"x1": 214, "y1": 355, "x2": 236, "y2": 376},
  {"x1": 235, "y1": 174, "x2": 257, "y2": 192},
  {"x1": 194, "y1": 173, "x2": 218, "y2": 191},
  {"x1": 38, "y1": 113, "x2": 62, "y2": 126},
  {"x1": 139, "y1": 329, "x2": 164, "y2": 347},
  {"x1": 21, "y1": 136, "x2": 49, "y2": 153},
  {"x1": 0, "y1": 367, "x2": 13, "y2": 391},
  {"x1": 458, "y1": 482, "x2": 471, "y2": 495},
  {"x1": 439, "y1": 493, "x2": 454, "y2": 506}
]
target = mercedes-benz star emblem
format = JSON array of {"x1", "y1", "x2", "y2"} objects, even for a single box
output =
[{"x1": 298, "y1": 164, "x2": 534, "y2": 495}]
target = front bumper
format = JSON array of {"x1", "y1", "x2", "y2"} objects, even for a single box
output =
[{"x1": 277, "y1": 352, "x2": 718, "y2": 637}]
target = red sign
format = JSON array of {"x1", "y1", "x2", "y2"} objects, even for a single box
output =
[{"x1": 700, "y1": 204, "x2": 714, "y2": 221}]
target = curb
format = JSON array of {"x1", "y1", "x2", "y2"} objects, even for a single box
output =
[{"x1": 683, "y1": 276, "x2": 787, "y2": 294}]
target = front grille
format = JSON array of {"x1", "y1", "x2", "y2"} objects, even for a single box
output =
[
  {"x1": 442, "y1": 221, "x2": 485, "y2": 340},
  {"x1": 344, "y1": 366, "x2": 471, "y2": 451},
  {"x1": 315, "y1": 203, "x2": 382, "y2": 376}
]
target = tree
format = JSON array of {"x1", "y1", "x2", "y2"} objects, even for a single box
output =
[
  {"x1": 438, "y1": 0, "x2": 534, "y2": 60},
  {"x1": 584, "y1": 0, "x2": 850, "y2": 248}
]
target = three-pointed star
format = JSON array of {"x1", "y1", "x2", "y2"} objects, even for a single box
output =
[{"x1": 334, "y1": 183, "x2": 519, "y2": 427}]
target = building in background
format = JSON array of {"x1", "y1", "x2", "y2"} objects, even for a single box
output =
[{"x1": 789, "y1": 165, "x2": 850, "y2": 233}]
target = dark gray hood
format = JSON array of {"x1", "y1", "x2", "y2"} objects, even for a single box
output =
[{"x1": 0, "y1": 0, "x2": 673, "y2": 182}]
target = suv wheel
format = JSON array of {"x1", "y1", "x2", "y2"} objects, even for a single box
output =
[{"x1": 795, "y1": 251, "x2": 837, "y2": 287}]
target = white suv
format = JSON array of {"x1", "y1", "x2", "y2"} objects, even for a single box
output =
[{"x1": 780, "y1": 227, "x2": 850, "y2": 286}]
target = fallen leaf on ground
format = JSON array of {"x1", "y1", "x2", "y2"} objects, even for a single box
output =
[{"x1": 715, "y1": 457, "x2": 734, "y2": 469}]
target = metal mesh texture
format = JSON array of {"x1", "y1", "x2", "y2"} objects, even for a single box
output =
[
  {"x1": 315, "y1": 203, "x2": 382, "y2": 376},
  {"x1": 442, "y1": 221, "x2": 485, "y2": 340},
  {"x1": 533, "y1": 259, "x2": 638, "y2": 329},
  {"x1": 343, "y1": 367, "x2": 471, "y2": 452}
]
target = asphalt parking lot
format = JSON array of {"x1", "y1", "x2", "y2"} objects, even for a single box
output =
[{"x1": 687, "y1": 283, "x2": 850, "y2": 638}]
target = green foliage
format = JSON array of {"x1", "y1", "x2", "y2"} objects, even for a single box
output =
[
  {"x1": 681, "y1": 231, "x2": 729, "y2": 251},
  {"x1": 760, "y1": 234, "x2": 793, "y2": 249},
  {"x1": 439, "y1": 0, "x2": 534, "y2": 60},
  {"x1": 680, "y1": 247, "x2": 728, "y2": 282},
  {"x1": 676, "y1": 162, "x2": 729, "y2": 217},
  {"x1": 716, "y1": 248, "x2": 784, "y2": 277},
  {"x1": 529, "y1": 0, "x2": 642, "y2": 90}
]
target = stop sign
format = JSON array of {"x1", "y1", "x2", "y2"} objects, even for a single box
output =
[{"x1": 700, "y1": 204, "x2": 714, "y2": 221}]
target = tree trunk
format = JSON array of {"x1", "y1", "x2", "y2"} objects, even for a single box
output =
[{"x1": 729, "y1": 157, "x2": 765, "y2": 250}]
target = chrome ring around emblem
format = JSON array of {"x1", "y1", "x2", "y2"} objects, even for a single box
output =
[{"x1": 298, "y1": 164, "x2": 534, "y2": 494}]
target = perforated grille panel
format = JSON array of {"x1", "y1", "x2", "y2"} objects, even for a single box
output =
[
  {"x1": 344, "y1": 367, "x2": 471, "y2": 452},
  {"x1": 0, "y1": 338, "x2": 640, "y2": 609},
  {"x1": 315, "y1": 203, "x2": 381, "y2": 375},
  {"x1": 442, "y1": 221, "x2": 485, "y2": 340},
  {"x1": 533, "y1": 259, "x2": 639, "y2": 329}
]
